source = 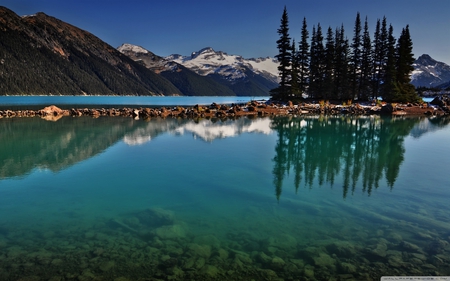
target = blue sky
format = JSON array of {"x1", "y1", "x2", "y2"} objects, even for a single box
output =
[{"x1": 3, "y1": 0, "x2": 450, "y2": 64}]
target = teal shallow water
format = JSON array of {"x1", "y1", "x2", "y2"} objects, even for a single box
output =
[
  {"x1": 0, "y1": 115, "x2": 450, "y2": 280},
  {"x1": 0, "y1": 96, "x2": 268, "y2": 110}
]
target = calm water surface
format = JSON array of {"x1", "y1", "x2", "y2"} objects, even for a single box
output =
[
  {"x1": 0, "y1": 96, "x2": 268, "y2": 110},
  {"x1": 0, "y1": 115, "x2": 450, "y2": 280}
]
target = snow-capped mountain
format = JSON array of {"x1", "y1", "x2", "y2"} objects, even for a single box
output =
[
  {"x1": 117, "y1": 43, "x2": 236, "y2": 96},
  {"x1": 165, "y1": 47, "x2": 279, "y2": 96},
  {"x1": 119, "y1": 44, "x2": 279, "y2": 96},
  {"x1": 411, "y1": 54, "x2": 450, "y2": 88},
  {"x1": 117, "y1": 43, "x2": 175, "y2": 73},
  {"x1": 166, "y1": 47, "x2": 279, "y2": 84}
]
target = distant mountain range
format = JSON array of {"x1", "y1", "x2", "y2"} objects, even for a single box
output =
[
  {"x1": 118, "y1": 44, "x2": 279, "y2": 96},
  {"x1": 0, "y1": 6, "x2": 277, "y2": 96},
  {"x1": 2, "y1": 5, "x2": 449, "y2": 97},
  {"x1": 411, "y1": 54, "x2": 450, "y2": 88},
  {"x1": 165, "y1": 47, "x2": 279, "y2": 96}
]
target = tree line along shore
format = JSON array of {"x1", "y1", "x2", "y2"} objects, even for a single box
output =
[
  {"x1": 271, "y1": 9, "x2": 419, "y2": 104},
  {"x1": 1, "y1": 98, "x2": 449, "y2": 121}
]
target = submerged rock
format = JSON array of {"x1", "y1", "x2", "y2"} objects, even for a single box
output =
[
  {"x1": 215, "y1": 248, "x2": 229, "y2": 260},
  {"x1": 263, "y1": 234, "x2": 297, "y2": 256},
  {"x1": 186, "y1": 243, "x2": 212, "y2": 259},
  {"x1": 136, "y1": 207, "x2": 175, "y2": 227},
  {"x1": 425, "y1": 239, "x2": 448, "y2": 255},
  {"x1": 387, "y1": 232, "x2": 403, "y2": 244},
  {"x1": 99, "y1": 260, "x2": 115, "y2": 272},
  {"x1": 386, "y1": 251, "x2": 403, "y2": 268},
  {"x1": 270, "y1": 256, "x2": 285, "y2": 270},
  {"x1": 201, "y1": 265, "x2": 219, "y2": 277},
  {"x1": 326, "y1": 241, "x2": 357, "y2": 258},
  {"x1": 257, "y1": 251, "x2": 272, "y2": 266},
  {"x1": 338, "y1": 262, "x2": 357, "y2": 274},
  {"x1": 304, "y1": 265, "x2": 315, "y2": 279},
  {"x1": 400, "y1": 241, "x2": 423, "y2": 253},
  {"x1": 313, "y1": 253, "x2": 336, "y2": 270},
  {"x1": 154, "y1": 224, "x2": 186, "y2": 240},
  {"x1": 193, "y1": 235, "x2": 221, "y2": 249},
  {"x1": 369, "y1": 242, "x2": 388, "y2": 258}
]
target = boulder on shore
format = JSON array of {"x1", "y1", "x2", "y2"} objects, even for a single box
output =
[
  {"x1": 40, "y1": 105, "x2": 66, "y2": 116},
  {"x1": 380, "y1": 103, "x2": 394, "y2": 114}
]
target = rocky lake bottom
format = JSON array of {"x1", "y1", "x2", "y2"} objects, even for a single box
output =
[{"x1": 1, "y1": 199, "x2": 450, "y2": 281}]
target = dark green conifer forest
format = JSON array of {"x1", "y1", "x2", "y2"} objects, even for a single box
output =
[{"x1": 271, "y1": 8, "x2": 419, "y2": 103}]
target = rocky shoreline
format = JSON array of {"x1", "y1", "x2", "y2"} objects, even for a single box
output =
[{"x1": 0, "y1": 97, "x2": 449, "y2": 120}]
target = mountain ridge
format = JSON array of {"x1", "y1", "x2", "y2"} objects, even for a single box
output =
[
  {"x1": 411, "y1": 54, "x2": 450, "y2": 88},
  {"x1": 0, "y1": 6, "x2": 182, "y2": 96},
  {"x1": 117, "y1": 43, "x2": 237, "y2": 96},
  {"x1": 164, "y1": 46, "x2": 279, "y2": 96},
  {"x1": 119, "y1": 43, "x2": 277, "y2": 96}
]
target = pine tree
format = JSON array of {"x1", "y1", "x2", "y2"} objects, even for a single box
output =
[
  {"x1": 372, "y1": 19, "x2": 381, "y2": 99},
  {"x1": 381, "y1": 24, "x2": 398, "y2": 101},
  {"x1": 350, "y1": 12, "x2": 362, "y2": 100},
  {"x1": 360, "y1": 16, "x2": 373, "y2": 101},
  {"x1": 372, "y1": 17, "x2": 388, "y2": 99},
  {"x1": 271, "y1": 6, "x2": 292, "y2": 101},
  {"x1": 289, "y1": 39, "x2": 301, "y2": 99},
  {"x1": 298, "y1": 17, "x2": 310, "y2": 97},
  {"x1": 395, "y1": 25, "x2": 418, "y2": 102},
  {"x1": 324, "y1": 26, "x2": 335, "y2": 99},
  {"x1": 334, "y1": 25, "x2": 350, "y2": 100},
  {"x1": 308, "y1": 26, "x2": 317, "y2": 99},
  {"x1": 309, "y1": 24, "x2": 325, "y2": 99}
]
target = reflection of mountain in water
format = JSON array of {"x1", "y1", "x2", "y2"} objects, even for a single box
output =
[
  {"x1": 0, "y1": 117, "x2": 145, "y2": 179},
  {"x1": 271, "y1": 116, "x2": 421, "y2": 200},
  {"x1": 122, "y1": 118, "x2": 185, "y2": 145},
  {"x1": 123, "y1": 118, "x2": 273, "y2": 144},
  {"x1": 0, "y1": 117, "x2": 273, "y2": 179},
  {"x1": 409, "y1": 116, "x2": 450, "y2": 138}
]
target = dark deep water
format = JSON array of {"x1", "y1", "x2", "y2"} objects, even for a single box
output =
[{"x1": 0, "y1": 115, "x2": 450, "y2": 280}]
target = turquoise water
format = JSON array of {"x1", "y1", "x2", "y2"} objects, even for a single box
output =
[
  {"x1": 0, "y1": 115, "x2": 450, "y2": 280},
  {"x1": 0, "y1": 96, "x2": 268, "y2": 109}
]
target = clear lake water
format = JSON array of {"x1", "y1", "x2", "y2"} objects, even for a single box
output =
[{"x1": 0, "y1": 114, "x2": 449, "y2": 280}]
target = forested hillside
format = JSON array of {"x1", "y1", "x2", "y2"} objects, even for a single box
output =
[{"x1": 0, "y1": 7, "x2": 182, "y2": 96}]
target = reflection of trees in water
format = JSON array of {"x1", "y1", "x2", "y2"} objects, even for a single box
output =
[
  {"x1": 410, "y1": 116, "x2": 450, "y2": 138},
  {"x1": 0, "y1": 117, "x2": 145, "y2": 178},
  {"x1": 271, "y1": 116, "x2": 420, "y2": 200}
]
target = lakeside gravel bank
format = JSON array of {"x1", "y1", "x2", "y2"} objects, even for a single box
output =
[{"x1": 0, "y1": 100, "x2": 448, "y2": 121}]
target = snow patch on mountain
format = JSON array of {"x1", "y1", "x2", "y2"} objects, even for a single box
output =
[
  {"x1": 117, "y1": 43, "x2": 149, "y2": 54},
  {"x1": 166, "y1": 47, "x2": 279, "y2": 83},
  {"x1": 411, "y1": 54, "x2": 450, "y2": 88}
]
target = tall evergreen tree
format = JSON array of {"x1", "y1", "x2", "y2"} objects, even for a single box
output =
[
  {"x1": 395, "y1": 25, "x2": 418, "y2": 102},
  {"x1": 289, "y1": 39, "x2": 301, "y2": 99},
  {"x1": 360, "y1": 16, "x2": 373, "y2": 101},
  {"x1": 372, "y1": 19, "x2": 381, "y2": 99},
  {"x1": 381, "y1": 24, "x2": 398, "y2": 101},
  {"x1": 271, "y1": 6, "x2": 292, "y2": 101},
  {"x1": 309, "y1": 24, "x2": 325, "y2": 99},
  {"x1": 308, "y1": 26, "x2": 317, "y2": 99},
  {"x1": 350, "y1": 12, "x2": 362, "y2": 100},
  {"x1": 334, "y1": 25, "x2": 350, "y2": 100},
  {"x1": 372, "y1": 17, "x2": 389, "y2": 99},
  {"x1": 298, "y1": 17, "x2": 310, "y2": 97},
  {"x1": 324, "y1": 26, "x2": 336, "y2": 99}
]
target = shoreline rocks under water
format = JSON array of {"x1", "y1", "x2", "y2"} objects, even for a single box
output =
[
  {"x1": 1, "y1": 206, "x2": 449, "y2": 281},
  {"x1": 0, "y1": 98, "x2": 449, "y2": 120}
]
